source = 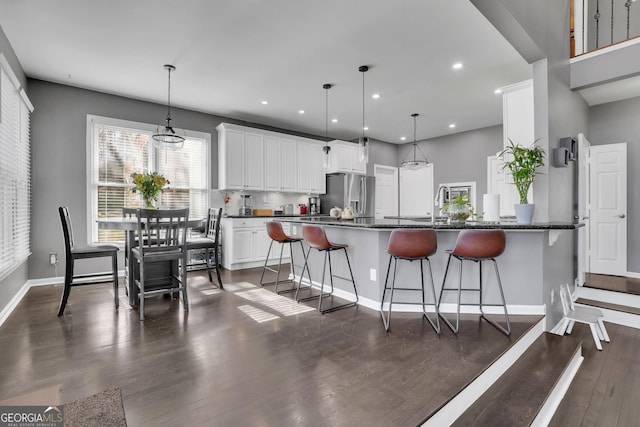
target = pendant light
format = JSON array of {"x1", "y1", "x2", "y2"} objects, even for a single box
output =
[
  {"x1": 358, "y1": 65, "x2": 369, "y2": 164},
  {"x1": 322, "y1": 83, "x2": 333, "y2": 169},
  {"x1": 400, "y1": 113, "x2": 429, "y2": 170},
  {"x1": 152, "y1": 64, "x2": 186, "y2": 150}
]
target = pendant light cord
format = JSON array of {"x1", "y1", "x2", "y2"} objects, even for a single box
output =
[
  {"x1": 413, "y1": 114, "x2": 418, "y2": 160},
  {"x1": 362, "y1": 68, "x2": 365, "y2": 139},
  {"x1": 166, "y1": 66, "x2": 173, "y2": 126}
]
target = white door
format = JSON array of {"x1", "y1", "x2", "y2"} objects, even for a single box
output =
[
  {"x1": 374, "y1": 164, "x2": 398, "y2": 219},
  {"x1": 576, "y1": 134, "x2": 590, "y2": 285},
  {"x1": 399, "y1": 164, "x2": 434, "y2": 217},
  {"x1": 589, "y1": 143, "x2": 627, "y2": 275}
]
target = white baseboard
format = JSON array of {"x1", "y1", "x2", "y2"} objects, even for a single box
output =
[
  {"x1": 0, "y1": 281, "x2": 30, "y2": 327},
  {"x1": 293, "y1": 274, "x2": 545, "y2": 315},
  {"x1": 422, "y1": 317, "x2": 545, "y2": 426},
  {"x1": 626, "y1": 271, "x2": 640, "y2": 279},
  {"x1": 577, "y1": 286, "x2": 640, "y2": 308}
]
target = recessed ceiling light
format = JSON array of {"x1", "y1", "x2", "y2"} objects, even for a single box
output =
[
  {"x1": 449, "y1": 123, "x2": 456, "y2": 128},
  {"x1": 363, "y1": 126, "x2": 369, "y2": 131},
  {"x1": 298, "y1": 110, "x2": 305, "y2": 114},
  {"x1": 372, "y1": 93, "x2": 380, "y2": 99},
  {"x1": 494, "y1": 89, "x2": 502, "y2": 94},
  {"x1": 261, "y1": 100, "x2": 269, "y2": 105},
  {"x1": 400, "y1": 136, "x2": 406, "y2": 141},
  {"x1": 331, "y1": 118, "x2": 338, "y2": 123},
  {"x1": 452, "y1": 62, "x2": 463, "y2": 70}
]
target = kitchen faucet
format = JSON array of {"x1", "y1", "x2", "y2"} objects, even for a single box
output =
[{"x1": 432, "y1": 184, "x2": 450, "y2": 223}]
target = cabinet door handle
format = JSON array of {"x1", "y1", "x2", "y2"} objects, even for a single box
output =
[{"x1": 617, "y1": 214, "x2": 626, "y2": 219}]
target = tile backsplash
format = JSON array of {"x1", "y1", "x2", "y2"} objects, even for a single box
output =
[{"x1": 211, "y1": 190, "x2": 320, "y2": 216}]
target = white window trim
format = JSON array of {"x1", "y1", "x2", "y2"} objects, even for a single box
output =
[
  {"x1": 0, "y1": 52, "x2": 33, "y2": 281},
  {"x1": 85, "y1": 114, "x2": 211, "y2": 245}
]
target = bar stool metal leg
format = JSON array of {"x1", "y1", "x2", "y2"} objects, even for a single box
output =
[{"x1": 479, "y1": 259, "x2": 511, "y2": 335}]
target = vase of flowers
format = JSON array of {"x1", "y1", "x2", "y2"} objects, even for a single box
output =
[{"x1": 131, "y1": 171, "x2": 170, "y2": 209}]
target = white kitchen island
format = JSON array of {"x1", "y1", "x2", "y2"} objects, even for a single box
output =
[{"x1": 280, "y1": 217, "x2": 582, "y2": 331}]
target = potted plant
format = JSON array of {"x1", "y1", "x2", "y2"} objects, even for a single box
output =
[
  {"x1": 442, "y1": 195, "x2": 475, "y2": 223},
  {"x1": 130, "y1": 171, "x2": 170, "y2": 209},
  {"x1": 498, "y1": 139, "x2": 546, "y2": 224}
]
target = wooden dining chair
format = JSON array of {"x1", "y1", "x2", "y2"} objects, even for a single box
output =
[
  {"x1": 131, "y1": 208, "x2": 189, "y2": 321},
  {"x1": 57, "y1": 206, "x2": 119, "y2": 316},
  {"x1": 186, "y1": 207, "x2": 223, "y2": 288}
]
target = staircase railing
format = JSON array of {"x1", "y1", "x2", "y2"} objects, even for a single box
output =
[{"x1": 572, "y1": 0, "x2": 640, "y2": 56}]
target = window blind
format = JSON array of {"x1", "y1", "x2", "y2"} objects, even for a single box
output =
[
  {"x1": 0, "y1": 54, "x2": 32, "y2": 280},
  {"x1": 88, "y1": 115, "x2": 210, "y2": 244}
]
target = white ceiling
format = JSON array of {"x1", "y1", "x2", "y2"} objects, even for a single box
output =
[{"x1": 0, "y1": 0, "x2": 532, "y2": 144}]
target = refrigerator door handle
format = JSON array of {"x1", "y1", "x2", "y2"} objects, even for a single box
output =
[{"x1": 360, "y1": 176, "x2": 366, "y2": 215}]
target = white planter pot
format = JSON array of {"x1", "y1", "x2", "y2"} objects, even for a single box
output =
[{"x1": 514, "y1": 203, "x2": 535, "y2": 224}]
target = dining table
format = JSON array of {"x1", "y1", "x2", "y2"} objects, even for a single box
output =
[{"x1": 97, "y1": 217, "x2": 205, "y2": 305}]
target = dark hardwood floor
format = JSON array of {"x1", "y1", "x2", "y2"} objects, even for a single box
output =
[
  {"x1": 550, "y1": 321, "x2": 640, "y2": 426},
  {"x1": 585, "y1": 273, "x2": 640, "y2": 296},
  {"x1": 0, "y1": 267, "x2": 542, "y2": 426}
]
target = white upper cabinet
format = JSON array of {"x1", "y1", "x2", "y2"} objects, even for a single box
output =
[
  {"x1": 264, "y1": 136, "x2": 297, "y2": 192},
  {"x1": 296, "y1": 141, "x2": 326, "y2": 194},
  {"x1": 325, "y1": 140, "x2": 366, "y2": 175},
  {"x1": 502, "y1": 80, "x2": 534, "y2": 148},
  {"x1": 217, "y1": 123, "x2": 323, "y2": 193},
  {"x1": 218, "y1": 124, "x2": 264, "y2": 190}
]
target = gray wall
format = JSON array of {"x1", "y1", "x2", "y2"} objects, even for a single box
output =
[
  {"x1": 401, "y1": 125, "x2": 503, "y2": 213},
  {"x1": 589, "y1": 96, "x2": 640, "y2": 273},
  {"x1": 0, "y1": 25, "x2": 28, "y2": 314},
  {"x1": 28, "y1": 79, "x2": 399, "y2": 281}
]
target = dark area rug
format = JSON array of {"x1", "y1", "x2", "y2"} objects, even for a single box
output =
[{"x1": 64, "y1": 387, "x2": 127, "y2": 427}]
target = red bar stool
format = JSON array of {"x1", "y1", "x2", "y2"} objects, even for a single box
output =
[
  {"x1": 437, "y1": 229, "x2": 511, "y2": 336},
  {"x1": 260, "y1": 221, "x2": 305, "y2": 294},
  {"x1": 296, "y1": 224, "x2": 358, "y2": 314},
  {"x1": 380, "y1": 229, "x2": 440, "y2": 333}
]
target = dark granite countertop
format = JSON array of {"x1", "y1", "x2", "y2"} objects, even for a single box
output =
[
  {"x1": 223, "y1": 214, "x2": 330, "y2": 219},
  {"x1": 278, "y1": 216, "x2": 583, "y2": 230}
]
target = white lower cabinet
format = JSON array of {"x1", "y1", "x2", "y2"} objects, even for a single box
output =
[{"x1": 222, "y1": 218, "x2": 291, "y2": 270}]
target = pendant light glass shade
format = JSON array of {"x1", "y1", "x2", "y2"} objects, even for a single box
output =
[
  {"x1": 358, "y1": 65, "x2": 369, "y2": 164},
  {"x1": 152, "y1": 64, "x2": 185, "y2": 150},
  {"x1": 400, "y1": 113, "x2": 429, "y2": 170},
  {"x1": 322, "y1": 83, "x2": 332, "y2": 169}
]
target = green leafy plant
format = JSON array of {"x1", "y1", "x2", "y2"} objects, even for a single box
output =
[
  {"x1": 442, "y1": 195, "x2": 475, "y2": 222},
  {"x1": 498, "y1": 139, "x2": 546, "y2": 204},
  {"x1": 130, "y1": 171, "x2": 170, "y2": 207}
]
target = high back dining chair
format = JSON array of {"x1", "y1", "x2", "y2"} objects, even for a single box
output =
[
  {"x1": 186, "y1": 207, "x2": 223, "y2": 288},
  {"x1": 57, "y1": 206, "x2": 119, "y2": 316},
  {"x1": 131, "y1": 208, "x2": 189, "y2": 321}
]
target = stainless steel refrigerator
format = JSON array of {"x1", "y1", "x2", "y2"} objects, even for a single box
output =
[{"x1": 321, "y1": 173, "x2": 375, "y2": 217}]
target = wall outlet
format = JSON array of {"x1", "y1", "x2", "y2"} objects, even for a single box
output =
[
  {"x1": 370, "y1": 268, "x2": 377, "y2": 281},
  {"x1": 49, "y1": 253, "x2": 58, "y2": 265}
]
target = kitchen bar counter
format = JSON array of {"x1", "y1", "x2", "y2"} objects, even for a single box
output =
[
  {"x1": 277, "y1": 217, "x2": 578, "y2": 331},
  {"x1": 223, "y1": 214, "x2": 329, "y2": 219},
  {"x1": 279, "y1": 216, "x2": 582, "y2": 230}
]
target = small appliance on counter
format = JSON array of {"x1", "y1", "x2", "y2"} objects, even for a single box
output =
[
  {"x1": 239, "y1": 195, "x2": 253, "y2": 216},
  {"x1": 308, "y1": 197, "x2": 319, "y2": 215},
  {"x1": 299, "y1": 204, "x2": 308, "y2": 214},
  {"x1": 284, "y1": 204, "x2": 294, "y2": 215}
]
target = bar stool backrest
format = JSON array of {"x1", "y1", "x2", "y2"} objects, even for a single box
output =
[
  {"x1": 302, "y1": 224, "x2": 331, "y2": 250},
  {"x1": 451, "y1": 229, "x2": 506, "y2": 259},
  {"x1": 266, "y1": 221, "x2": 288, "y2": 242},
  {"x1": 387, "y1": 229, "x2": 437, "y2": 259}
]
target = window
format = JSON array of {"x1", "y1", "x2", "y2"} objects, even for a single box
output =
[
  {"x1": 87, "y1": 115, "x2": 210, "y2": 244},
  {"x1": 0, "y1": 53, "x2": 33, "y2": 280}
]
